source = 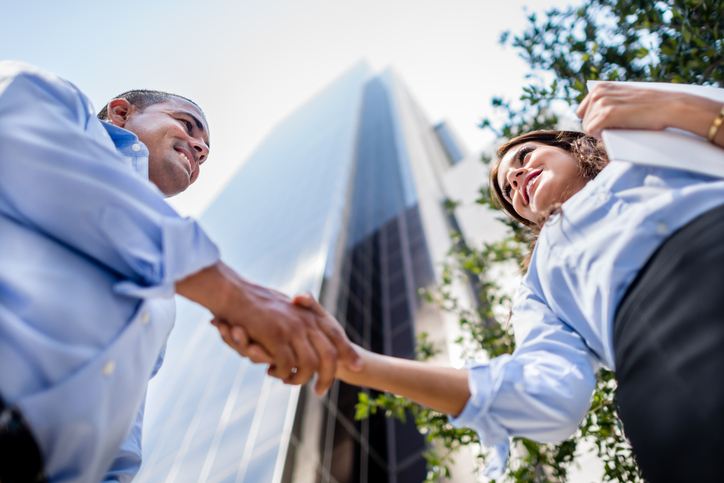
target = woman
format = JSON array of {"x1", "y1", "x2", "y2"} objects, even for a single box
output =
[{"x1": 218, "y1": 83, "x2": 724, "y2": 482}]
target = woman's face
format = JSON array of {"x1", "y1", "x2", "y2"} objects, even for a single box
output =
[{"x1": 496, "y1": 142, "x2": 589, "y2": 223}]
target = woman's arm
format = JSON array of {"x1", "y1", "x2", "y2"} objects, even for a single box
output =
[
  {"x1": 212, "y1": 293, "x2": 470, "y2": 411},
  {"x1": 336, "y1": 345, "x2": 470, "y2": 417},
  {"x1": 294, "y1": 293, "x2": 471, "y2": 416},
  {"x1": 576, "y1": 83, "x2": 724, "y2": 146}
]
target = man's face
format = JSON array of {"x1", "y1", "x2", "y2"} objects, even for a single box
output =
[{"x1": 116, "y1": 97, "x2": 210, "y2": 197}]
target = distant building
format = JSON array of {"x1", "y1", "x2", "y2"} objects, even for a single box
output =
[{"x1": 137, "y1": 62, "x2": 497, "y2": 483}]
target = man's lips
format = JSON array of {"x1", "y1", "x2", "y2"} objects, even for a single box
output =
[
  {"x1": 175, "y1": 147, "x2": 196, "y2": 176},
  {"x1": 521, "y1": 170, "x2": 542, "y2": 204}
]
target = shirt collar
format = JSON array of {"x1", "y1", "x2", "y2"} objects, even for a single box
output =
[{"x1": 101, "y1": 122, "x2": 150, "y2": 179}]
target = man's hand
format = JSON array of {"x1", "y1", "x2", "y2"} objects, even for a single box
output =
[{"x1": 176, "y1": 262, "x2": 363, "y2": 395}]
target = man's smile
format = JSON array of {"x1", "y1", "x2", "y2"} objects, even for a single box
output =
[{"x1": 175, "y1": 147, "x2": 195, "y2": 176}]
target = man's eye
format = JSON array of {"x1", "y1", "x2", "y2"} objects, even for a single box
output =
[{"x1": 182, "y1": 120, "x2": 192, "y2": 132}]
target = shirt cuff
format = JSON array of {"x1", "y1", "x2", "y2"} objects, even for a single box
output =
[
  {"x1": 449, "y1": 360, "x2": 511, "y2": 480},
  {"x1": 99, "y1": 207, "x2": 220, "y2": 298}
]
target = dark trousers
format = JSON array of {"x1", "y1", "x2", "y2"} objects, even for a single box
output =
[
  {"x1": 614, "y1": 203, "x2": 724, "y2": 482},
  {"x1": 0, "y1": 396, "x2": 46, "y2": 483}
]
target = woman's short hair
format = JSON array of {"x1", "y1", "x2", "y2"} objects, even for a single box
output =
[{"x1": 489, "y1": 130, "x2": 609, "y2": 228}]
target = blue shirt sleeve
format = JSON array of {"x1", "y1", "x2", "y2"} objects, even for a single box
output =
[
  {"x1": 450, "y1": 280, "x2": 599, "y2": 479},
  {"x1": 0, "y1": 61, "x2": 220, "y2": 297}
]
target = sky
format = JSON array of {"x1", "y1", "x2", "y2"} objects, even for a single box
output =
[{"x1": 2, "y1": 0, "x2": 577, "y2": 216}]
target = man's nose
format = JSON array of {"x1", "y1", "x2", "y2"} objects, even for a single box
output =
[{"x1": 190, "y1": 138, "x2": 209, "y2": 163}]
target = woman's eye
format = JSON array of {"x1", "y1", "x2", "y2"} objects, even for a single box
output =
[
  {"x1": 517, "y1": 146, "x2": 534, "y2": 163},
  {"x1": 504, "y1": 183, "x2": 512, "y2": 200}
]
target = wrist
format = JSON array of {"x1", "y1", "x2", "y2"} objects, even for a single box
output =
[
  {"x1": 669, "y1": 94, "x2": 723, "y2": 139},
  {"x1": 175, "y1": 261, "x2": 246, "y2": 317},
  {"x1": 336, "y1": 345, "x2": 371, "y2": 384}
]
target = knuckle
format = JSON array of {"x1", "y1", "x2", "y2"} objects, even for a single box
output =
[{"x1": 321, "y1": 344, "x2": 338, "y2": 362}]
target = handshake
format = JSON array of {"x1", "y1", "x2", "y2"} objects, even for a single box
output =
[{"x1": 176, "y1": 261, "x2": 364, "y2": 396}]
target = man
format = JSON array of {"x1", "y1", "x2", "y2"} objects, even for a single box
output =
[{"x1": 0, "y1": 61, "x2": 361, "y2": 483}]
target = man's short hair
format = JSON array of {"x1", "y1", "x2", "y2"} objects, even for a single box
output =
[{"x1": 97, "y1": 90, "x2": 204, "y2": 121}]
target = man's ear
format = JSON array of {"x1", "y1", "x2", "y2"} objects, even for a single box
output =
[{"x1": 106, "y1": 99, "x2": 136, "y2": 128}]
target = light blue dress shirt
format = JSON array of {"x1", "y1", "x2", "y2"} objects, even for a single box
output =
[
  {"x1": 0, "y1": 61, "x2": 220, "y2": 482},
  {"x1": 451, "y1": 159, "x2": 724, "y2": 478}
]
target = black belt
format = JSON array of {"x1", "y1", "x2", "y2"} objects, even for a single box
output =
[{"x1": 0, "y1": 396, "x2": 46, "y2": 483}]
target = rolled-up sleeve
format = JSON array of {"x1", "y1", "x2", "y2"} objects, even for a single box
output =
[
  {"x1": 0, "y1": 61, "x2": 219, "y2": 295},
  {"x1": 450, "y1": 283, "x2": 598, "y2": 479}
]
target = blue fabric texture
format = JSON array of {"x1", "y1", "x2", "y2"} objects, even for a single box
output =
[
  {"x1": 451, "y1": 158, "x2": 724, "y2": 478},
  {"x1": 0, "y1": 61, "x2": 220, "y2": 483}
]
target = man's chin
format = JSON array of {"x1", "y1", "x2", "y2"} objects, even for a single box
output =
[{"x1": 150, "y1": 162, "x2": 192, "y2": 197}]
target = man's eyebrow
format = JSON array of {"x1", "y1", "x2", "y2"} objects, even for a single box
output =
[{"x1": 179, "y1": 110, "x2": 210, "y2": 147}]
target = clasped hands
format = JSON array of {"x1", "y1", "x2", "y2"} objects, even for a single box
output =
[
  {"x1": 175, "y1": 261, "x2": 362, "y2": 397},
  {"x1": 211, "y1": 290, "x2": 353, "y2": 396}
]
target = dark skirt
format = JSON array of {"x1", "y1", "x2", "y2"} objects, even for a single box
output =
[{"x1": 614, "y1": 203, "x2": 724, "y2": 482}]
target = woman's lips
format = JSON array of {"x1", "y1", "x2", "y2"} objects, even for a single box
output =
[{"x1": 522, "y1": 170, "x2": 542, "y2": 204}]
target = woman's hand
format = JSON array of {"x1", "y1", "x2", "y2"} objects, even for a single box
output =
[
  {"x1": 577, "y1": 83, "x2": 683, "y2": 138},
  {"x1": 212, "y1": 292, "x2": 361, "y2": 396},
  {"x1": 576, "y1": 83, "x2": 723, "y2": 143}
]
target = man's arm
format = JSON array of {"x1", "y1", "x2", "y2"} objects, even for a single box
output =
[{"x1": 0, "y1": 62, "x2": 360, "y2": 392}]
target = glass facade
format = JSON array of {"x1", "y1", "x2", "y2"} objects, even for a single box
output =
[
  {"x1": 433, "y1": 122, "x2": 465, "y2": 166},
  {"x1": 137, "y1": 63, "x2": 469, "y2": 483}
]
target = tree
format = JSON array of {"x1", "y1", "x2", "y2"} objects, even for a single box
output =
[{"x1": 356, "y1": 1, "x2": 723, "y2": 481}]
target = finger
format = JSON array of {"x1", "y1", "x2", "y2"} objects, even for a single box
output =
[
  {"x1": 292, "y1": 294, "x2": 363, "y2": 371},
  {"x1": 285, "y1": 329, "x2": 320, "y2": 386},
  {"x1": 576, "y1": 93, "x2": 591, "y2": 120},
  {"x1": 292, "y1": 292, "x2": 325, "y2": 316},
  {"x1": 307, "y1": 329, "x2": 338, "y2": 396},
  {"x1": 230, "y1": 326, "x2": 275, "y2": 364},
  {"x1": 216, "y1": 322, "x2": 248, "y2": 357},
  {"x1": 314, "y1": 313, "x2": 364, "y2": 372},
  {"x1": 245, "y1": 342, "x2": 274, "y2": 365},
  {"x1": 215, "y1": 320, "x2": 273, "y2": 364},
  {"x1": 267, "y1": 345, "x2": 296, "y2": 381}
]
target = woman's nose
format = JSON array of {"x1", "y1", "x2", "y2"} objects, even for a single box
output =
[{"x1": 508, "y1": 167, "x2": 526, "y2": 188}]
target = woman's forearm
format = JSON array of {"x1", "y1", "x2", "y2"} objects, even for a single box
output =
[
  {"x1": 667, "y1": 93, "x2": 724, "y2": 146},
  {"x1": 337, "y1": 347, "x2": 471, "y2": 417}
]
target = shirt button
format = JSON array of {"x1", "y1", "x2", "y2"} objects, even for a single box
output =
[
  {"x1": 141, "y1": 312, "x2": 150, "y2": 325},
  {"x1": 514, "y1": 383, "x2": 526, "y2": 393},
  {"x1": 103, "y1": 360, "x2": 116, "y2": 376},
  {"x1": 598, "y1": 193, "x2": 607, "y2": 202},
  {"x1": 132, "y1": 143, "x2": 141, "y2": 152},
  {"x1": 656, "y1": 222, "x2": 668, "y2": 236}
]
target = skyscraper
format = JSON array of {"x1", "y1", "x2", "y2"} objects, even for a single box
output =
[{"x1": 137, "y1": 62, "x2": 489, "y2": 483}]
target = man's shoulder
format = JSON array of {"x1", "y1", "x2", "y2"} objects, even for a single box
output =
[{"x1": 0, "y1": 61, "x2": 96, "y2": 126}]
